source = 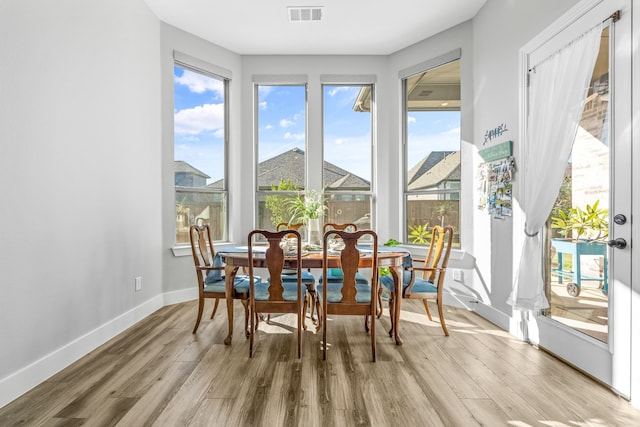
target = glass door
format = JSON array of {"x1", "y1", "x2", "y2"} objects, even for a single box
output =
[{"x1": 531, "y1": 0, "x2": 632, "y2": 397}]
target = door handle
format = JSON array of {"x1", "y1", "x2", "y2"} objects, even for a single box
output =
[{"x1": 607, "y1": 238, "x2": 627, "y2": 249}]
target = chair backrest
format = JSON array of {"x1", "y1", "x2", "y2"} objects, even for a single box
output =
[
  {"x1": 190, "y1": 224, "x2": 215, "y2": 283},
  {"x1": 323, "y1": 222, "x2": 357, "y2": 233},
  {"x1": 276, "y1": 222, "x2": 304, "y2": 239},
  {"x1": 248, "y1": 229, "x2": 302, "y2": 303},
  {"x1": 421, "y1": 225, "x2": 454, "y2": 282},
  {"x1": 322, "y1": 229, "x2": 378, "y2": 305}
]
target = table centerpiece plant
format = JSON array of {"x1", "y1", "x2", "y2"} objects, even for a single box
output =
[{"x1": 287, "y1": 189, "x2": 327, "y2": 249}]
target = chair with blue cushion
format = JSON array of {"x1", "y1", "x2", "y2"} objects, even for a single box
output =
[
  {"x1": 248, "y1": 229, "x2": 305, "y2": 358},
  {"x1": 320, "y1": 223, "x2": 369, "y2": 284},
  {"x1": 189, "y1": 224, "x2": 253, "y2": 337},
  {"x1": 380, "y1": 225, "x2": 454, "y2": 336},
  {"x1": 320, "y1": 229, "x2": 379, "y2": 362},
  {"x1": 276, "y1": 222, "x2": 317, "y2": 330}
]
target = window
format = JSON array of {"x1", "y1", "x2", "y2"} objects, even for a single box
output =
[
  {"x1": 173, "y1": 62, "x2": 228, "y2": 244},
  {"x1": 403, "y1": 58, "x2": 461, "y2": 246},
  {"x1": 323, "y1": 84, "x2": 373, "y2": 229},
  {"x1": 254, "y1": 81, "x2": 374, "y2": 237},
  {"x1": 255, "y1": 84, "x2": 307, "y2": 230}
]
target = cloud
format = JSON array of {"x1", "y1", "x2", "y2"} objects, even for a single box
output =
[
  {"x1": 284, "y1": 132, "x2": 305, "y2": 141},
  {"x1": 263, "y1": 124, "x2": 273, "y2": 130},
  {"x1": 175, "y1": 69, "x2": 223, "y2": 97},
  {"x1": 174, "y1": 103, "x2": 224, "y2": 135},
  {"x1": 280, "y1": 119, "x2": 294, "y2": 128},
  {"x1": 328, "y1": 86, "x2": 352, "y2": 97},
  {"x1": 407, "y1": 116, "x2": 417, "y2": 124},
  {"x1": 259, "y1": 101, "x2": 268, "y2": 110}
]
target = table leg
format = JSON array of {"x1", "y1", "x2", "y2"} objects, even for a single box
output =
[
  {"x1": 390, "y1": 265, "x2": 403, "y2": 346},
  {"x1": 224, "y1": 264, "x2": 237, "y2": 345}
]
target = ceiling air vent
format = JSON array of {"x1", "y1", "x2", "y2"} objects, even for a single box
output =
[{"x1": 288, "y1": 6, "x2": 323, "y2": 22}]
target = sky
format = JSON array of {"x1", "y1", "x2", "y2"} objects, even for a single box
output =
[{"x1": 173, "y1": 65, "x2": 460, "y2": 184}]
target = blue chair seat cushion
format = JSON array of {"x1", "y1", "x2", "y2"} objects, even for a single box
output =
[
  {"x1": 254, "y1": 280, "x2": 301, "y2": 301},
  {"x1": 317, "y1": 282, "x2": 372, "y2": 303},
  {"x1": 380, "y1": 273, "x2": 436, "y2": 294},
  {"x1": 279, "y1": 270, "x2": 316, "y2": 285},
  {"x1": 204, "y1": 273, "x2": 256, "y2": 294},
  {"x1": 319, "y1": 269, "x2": 368, "y2": 284}
]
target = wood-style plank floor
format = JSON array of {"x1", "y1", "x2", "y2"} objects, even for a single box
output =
[{"x1": 2, "y1": 299, "x2": 639, "y2": 426}]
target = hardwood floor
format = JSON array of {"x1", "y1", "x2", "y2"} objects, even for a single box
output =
[{"x1": 2, "y1": 299, "x2": 639, "y2": 426}]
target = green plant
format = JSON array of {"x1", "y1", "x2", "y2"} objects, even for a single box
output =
[
  {"x1": 551, "y1": 200, "x2": 609, "y2": 241},
  {"x1": 287, "y1": 189, "x2": 327, "y2": 223},
  {"x1": 265, "y1": 179, "x2": 301, "y2": 227},
  {"x1": 408, "y1": 223, "x2": 431, "y2": 244},
  {"x1": 380, "y1": 238, "x2": 402, "y2": 276}
]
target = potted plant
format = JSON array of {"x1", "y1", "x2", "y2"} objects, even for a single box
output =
[
  {"x1": 551, "y1": 200, "x2": 609, "y2": 242},
  {"x1": 287, "y1": 189, "x2": 327, "y2": 248},
  {"x1": 550, "y1": 200, "x2": 609, "y2": 297}
]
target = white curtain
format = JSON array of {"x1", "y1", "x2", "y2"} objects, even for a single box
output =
[{"x1": 508, "y1": 22, "x2": 603, "y2": 311}]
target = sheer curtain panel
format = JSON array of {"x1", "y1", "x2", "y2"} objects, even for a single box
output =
[{"x1": 508, "y1": 22, "x2": 603, "y2": 311}]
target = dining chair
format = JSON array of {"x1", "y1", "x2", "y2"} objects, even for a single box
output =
[
  {"x1": 276, "y1": 222, "x2": 318, "y2": 330},
  {"x1": 321, "y1": 223, "x2": 368, "y2": 284},
  {"x1": 380, "y1": 225, "x2": 454, "y2": 336},
  {"x1": 189, "y1": 224, "x2": 253, "y2": 337},
  {"x1": 248, "y1": 229, "x2": 305, "y2": 358},
  {"x1": 320, "y1": 229, "x2": 379, "y2": 362}
]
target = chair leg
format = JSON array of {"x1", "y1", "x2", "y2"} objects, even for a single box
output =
[
  {"x1": 387, "y1": 294, "x2": 395, "y2": 338},
  {"x1": 364, "y1": 315, "x2": 369, "y2": 333},
  {"x1": 192, "y1": 296, "x2": 204, "y2": 334},
  {"x1": 249, "y1": 303, "x2": 256, "y2": 358},
  {"x1": 302, "y1": 293, "x2": 309, "y2": 331},
  {"x1": 308, "y1": 290, "x2": 317, "y2": 323},
  {"x1": 437, "y1": 295, "x2": 449, "y2": 336},
  {"x1": 376, "y1": 289, "x2": 383, "y2": 319},
  {"x1": 242, "y1": 300, "x2": 250, "y2": 338},
  {"x1": 315, "y1": 298, "x2": 322, "y2": 332},
  {"x1": 422, "y1": 299, "x2": 433, "y2": 321},
  {"x1": 322, "y1": 305, "x2": 327, "y2": 361},
  {"x1": 297, "y1": 304, "x2": 302, "y2": 358},
  {"x1": 371, "y1": 309, "x2": 376, "y2": 362},
  {"x1": 210, "y1": 297, "x2": 220, "y2": 319}
]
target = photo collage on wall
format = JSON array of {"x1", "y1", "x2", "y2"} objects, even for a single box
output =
[{"x1": 476, "y1": 140, "x2": 516, "y2": 219}]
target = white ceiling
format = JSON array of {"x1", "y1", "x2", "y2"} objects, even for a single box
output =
[{"x1": 144, "y1": 0, "x2": 487, "y2": 55}]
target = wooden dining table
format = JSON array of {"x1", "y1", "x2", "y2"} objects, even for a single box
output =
[{"x1": 219, "y1": 246, "x2": 409, "y2": 346}]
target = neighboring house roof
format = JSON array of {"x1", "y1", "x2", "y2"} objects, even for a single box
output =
[
  {"x1": 407, "y1": 151, "x2": 460, "y2": 191},
  {"x1": 256, "y1": 147, "x2": 371, "y2": 190},
  {"x1": 174, "y1": 160, "x2": 210, "y2": 179},
  {"x1": 182, "y1": 148, "x2": 460, "y2": 192}
]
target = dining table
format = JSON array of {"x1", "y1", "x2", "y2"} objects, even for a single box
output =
[{"x1": 218, "y1": 245, "x2": 410, "y2": 346}]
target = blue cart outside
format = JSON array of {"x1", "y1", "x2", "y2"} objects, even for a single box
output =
[{"x1": 551, "y1": 239, "x2": 608, "y2": 297}]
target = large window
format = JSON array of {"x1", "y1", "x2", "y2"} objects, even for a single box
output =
[
  {"x1": 255, "y1": 82, "x2": 374, "y2": 237},
  {"x1": 173, "y1": 63, "x2": 228, "y2": 244},
  {"x1": 323, "y1": 84, "x2": 373, "y2": 229},
  {"x1": 255, "y1": 84, "x2": 307, "y2": 230},
  {"x1": 403, "y1": 58, "x2": 461, "y2": 246}
]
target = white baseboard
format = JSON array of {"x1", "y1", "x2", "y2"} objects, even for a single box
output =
[
  {"x1": 0, "y1": 294, "x2": 168, "y2": 409},
  {"x1": 444, "y1": 292, "x2": 511, "y2": 331}
]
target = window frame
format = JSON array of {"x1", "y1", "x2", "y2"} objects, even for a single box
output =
[
  {"x1": 401, "y1": 51, "x2": 462, "y2": 246},
  {"x1": 173, "y1": 58, "x2": 230, "y2": 245},
  {"x1": 253, "y1": 80, "x2": 309, "y2": 230},
  {"x1": 321, "y1": 81, "x2": 376, "y2": 231}
]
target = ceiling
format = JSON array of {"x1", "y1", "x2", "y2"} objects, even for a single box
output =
[{"x1": 144, "y1": 0, "x2": 487, "y2": 55}]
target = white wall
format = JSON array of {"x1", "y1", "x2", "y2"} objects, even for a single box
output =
[{"x1": 0, "y1": 0, "x2": 163, "y2": 407}]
